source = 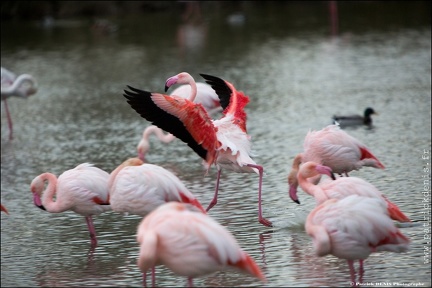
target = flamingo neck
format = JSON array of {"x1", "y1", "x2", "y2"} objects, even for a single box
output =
[
  {"x1": 187, "y1": 75, "x2": 198, "y2": 102},
  {"x1": 144, "y1": 126, "x2": 175, "y2": 143},
  {"x1": 1, "y1": 74, "x2": 36, "y2": 98},
  {"x1": 297, "y1": 170, "x2": 326, "y2": 202},
  {"x1": 109, "y1": 158, "x2": 144, "y2": 192},
  {"x1": 37, "y1": 173, "x2": 64, "y2": 213}
]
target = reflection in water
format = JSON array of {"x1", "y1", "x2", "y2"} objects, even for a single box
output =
[{"x1": 176, "y1": 2, "x2": 207, "y2": 60}]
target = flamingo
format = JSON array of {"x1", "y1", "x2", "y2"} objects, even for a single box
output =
[
  {"x1": 1, "y1": 67, "x2": 38, "y2": 140},
  {"x1": 288, "y1": 124, "x2": 385, "y2": 201},
  {"x1": 305, "y1": 194, "x2": 410, "y2": 283},
  {"x1": 1, "y1": 203, "x2": 9, "y2": 214},
  {"x1": 30, "y1": 163, "x2": 111, "y2": 247},
  {"x1": 136, "y1": 201, "x2": 267, "y2": 287},
  {"x1": 108, "y1": 157, "x2": 206, "y2": 216},
  {"x1": 136, "y1": 73, "x2": 221, "y2": 161},
  {"x1": 291, "y1": 161, "x2": 411, "y2": 223},
  {"x1": 124, "y1": 73, "x2": 272, "y2": 227},
  {"x1": 332, "y1": 107, "x2": 377, "y2": 128},
  {"x1": 137, "y1": 125, "x2": 176, "y2": 161}
]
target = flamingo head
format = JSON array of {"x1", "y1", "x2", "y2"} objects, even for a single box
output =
[
  {"x1": 137, "y1": 139, "x2": 150, "y2": 162},
  {"x1": 287, "y1": 166, "x2": 300, "y2": 204},
  {"x1": 164, "y1": 72, "x2": 193, "y2": 92},
  {"x1": 17, "y1": 74, "x2": 38, "y2": 98},
  {"x1": 30, "y1": 176, "x2": 46, "y2": 211},
  {"x1": 315, "y1": 164, "x2": 335, "y2": 180},
  {"x1": 289, "y1": 184, "x2": 300, "y2": 204}
]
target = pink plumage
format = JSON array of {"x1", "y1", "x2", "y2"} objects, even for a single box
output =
[
  {"x1": 292, "y1": 161, "x2": 411, "y2": 223},
  {"x1": 305, "y1": 194, "x2": 410, "y2": 283},
  {"x1": 136, "y1": 201, "x2": 266, "y2": 286},
  {"x1": 30, "y1": 163, "x2": 111, "y2": 247},
  {"x1": 288, "y1": 124, "x2": 385, "y2": 202},
  {"x1": 108, "y1": 157, "x2": 206, "y2": 216},
  {"x1": 124, "y1": 73, "x2": 272, "y2": 227}
]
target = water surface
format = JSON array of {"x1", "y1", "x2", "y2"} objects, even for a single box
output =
[{"x1": 1, "y1": 2, "x2": 431, "y2": 287}]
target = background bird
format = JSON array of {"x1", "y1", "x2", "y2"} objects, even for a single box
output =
[
  {"x1": 305, "y1": 195, "x2": 410, "y2": 283},
  {"x1": 1, "y1": 67, "x2": 38, "y2": 140},
  {"x1": 30, "y1": 163, "x2": 111, "y2": 247},
  {"x1": 332, "y1": 107, "x2": 377, "y2": 128},
  {"x1": 291, "y1": 161, "x2": 411, "y2": 223},
  {"x1": 287, "y1": 124, "x2": 385, "y2": 200},
  {"x1": 136, "y1": 201, "x2": 267, "y2": 287},
  {"x1": 124, "y1": 73, "x2": 272, "y2": 227},
  {"x1": 108, "y1": 157, "x2": 206, "y2": 216}
]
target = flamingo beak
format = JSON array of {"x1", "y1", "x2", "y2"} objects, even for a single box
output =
[
  {"x1": 316, "y1": 165, "x2": 335, "y2": 180},
  {"x1": 289, "y1": 185, "x2": 300, "y2": 204},
  {"x1": 164, "y1": 76, "x2": 179, "y2": 92},
  {"x1": 32, "y1": 193, "x2": 46, "y2": 211}
]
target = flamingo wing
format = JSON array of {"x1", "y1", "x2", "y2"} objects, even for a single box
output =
[
  {"x1": 200, "y1": 74, "x2": 250, "y2": 132},
  {"x1": 199, "y1": 74, "x2": 232, "y2": 110},
  {"x1": 124, "y1": 86, "x2": 218, "y2": 164}
]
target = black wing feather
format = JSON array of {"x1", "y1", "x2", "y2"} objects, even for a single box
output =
[
  {"x1": 123, "y1": 86, "x2": 208, "y2": 160},
  {"x1": 199, "y1": 74, "x2": 232, "y2": 111}
]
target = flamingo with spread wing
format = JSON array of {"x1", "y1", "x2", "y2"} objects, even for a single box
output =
[{"x1": 124, "y1": 73, "x2": 272, "y2": 227}]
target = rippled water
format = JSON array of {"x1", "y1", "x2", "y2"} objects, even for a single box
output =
[{"x1": 1, "y1": 2, "x2": 431, "y2": 287}]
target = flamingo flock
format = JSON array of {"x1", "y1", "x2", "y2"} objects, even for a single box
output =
[{"x1": 1, "y1": 69, "x2": 412, "y2": 286}]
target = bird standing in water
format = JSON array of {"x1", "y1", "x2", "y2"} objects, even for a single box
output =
[
  {"x1": 305, "y1": 195, "x2": 410, "y2": 283},
  {"x1": 1, "y1": 67, "x2": 38, "y2": 140},
  {"x1": 30, "y1": 163, "x2": 111, "y2": 248},
  {"x1": 124, "y1": 73, "x2": 272, "y2": 227},
  {"x1": 136, "y1": 201, "x2": 267, "y2": 287}
]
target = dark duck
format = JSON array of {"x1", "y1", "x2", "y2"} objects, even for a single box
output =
[{"x1": 332, "y1": 107, "x2": 377, "y2": 128}]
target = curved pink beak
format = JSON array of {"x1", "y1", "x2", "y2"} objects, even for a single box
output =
[
  {"x1": 165, "y1": 76, "x2": 179, "y2": 92},
  {"x1": 289, "y1": 184, "x2": 300, "y2": 204}
]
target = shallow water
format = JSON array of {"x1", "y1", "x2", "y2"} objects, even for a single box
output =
[{"x1": 1, "y1": 2, "x2": 431, "y2": 287}]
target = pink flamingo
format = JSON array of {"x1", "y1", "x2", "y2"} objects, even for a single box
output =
[
  {"x1": 1, "y1": 67, "x2": 38, "y2": 140},
  {"x1": 291, "y1": 161, "x2": 411, "y2": 223},
  {"x1": 108, "y1": 157, "x2": 206, "y2": 216},
  {"x1": 288, "y1": 124, "x2": 385, "y2": 202},
  {"x1": 137, "y1": 201, "x2": 267, "y2": 287},
  {"x1": 1, "y1": 203, "x2": 9, "y2": 214},
  {"x1": 124, "y1": 73, "x2": 272, "y2": 227},
  {"x1": 137, "y1": 73, "x2": 221, "y2": 161},
  {"x1": 305, "y1": 194, "x2": 410, "y2": 283},
  {"x1": 137, "y1": 125, "x2": 176, "y2": 161},
  {"x1": 30, "y1": 163, "x2": 111, "y2": 247}
]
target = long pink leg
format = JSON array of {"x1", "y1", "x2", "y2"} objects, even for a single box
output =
[
  {"x1": 246, "y1": 163, "x2": 272, "y2": 227},
  {"x1": 206, "y1": 168, "x2": 222, "y2": 212},
  {"x1": 347, "y1": 260, "x2": 356, "y2": 284},
  {"x1": 358, "y1": 259, "x2": 364, "y2": 283},
  {"x1": 187, "y1": 277, "x2": 193, "y2": 287},
  {"x1": 3, "y1": 99, "x2": 13, "y2": 140},
  {"x1": 151, "y1": 266, "x2": 156, "y2": 287},
  {"x1": 142, "y1": 271, "x2": 147, "y2": 287},
  {"x1": 85, "y1": 216, "x2": 98, "y2": 247}
]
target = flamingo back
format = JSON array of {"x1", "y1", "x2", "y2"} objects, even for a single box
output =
[
  {"x1": 137, "y1": 202, "x2": 265, "y2": 280},
  {"x1": 57, "y1": 163, "x2": 111, "y2": 216},
  {"x1": 110, "y1": 163, "x2": 205, "y2": 215}
]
